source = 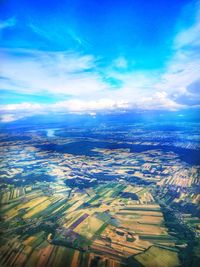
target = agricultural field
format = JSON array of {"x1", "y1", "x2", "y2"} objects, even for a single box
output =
[
  {"x1": 128, "y1": 246, "x2": 180, "y2": 267},
  {"x1": 0, "y1": 128, "x2": 199, "y2": 267}
]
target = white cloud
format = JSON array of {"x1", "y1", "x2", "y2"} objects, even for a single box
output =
[
  {"x1": 0, "y1": 114, "x2": 23, "y2": 123},
  {"x1": 61, "y1": 99, "x2": 130, "y2": 111},
  {"x1": 0, "y1": 99, "x2": 129, "y2": 114},
  {"x1": 0, "y1": 49, "x2": 106, "y2": 97},
  {"x1": 138, "y1": 91, "x2": 185, "y2": 110},
  {"x1": 0, "y1": 95, "x2": 184, "y2": 123},
  {"x1": 1, "y1": 102, "x2": 43, "y2": 111}
]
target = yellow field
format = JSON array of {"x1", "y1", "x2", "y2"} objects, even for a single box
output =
[
  {"x1": 116, "y1": 214, "x2": 163, "y2": 224},
  {"x1": 74, "y1": 215, "x2": 104, "y2": 239},
  {"x1": 4, "y1": 196, "x2": 49, "y2": 219},
  {"x1": 23, "y1": 199, "x2": 51, "y2": 218},
  {"x1": 23, "y1": 236, "x2": 36, "y2": 246}
]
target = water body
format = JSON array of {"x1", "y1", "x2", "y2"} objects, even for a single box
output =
[{"x1": 36, "y1": 140, "x2": 200, "y2": 165}]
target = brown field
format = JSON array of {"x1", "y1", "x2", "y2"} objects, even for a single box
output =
[{"x1": 71, "y1": 250, "x2": 80, "y2": 267}]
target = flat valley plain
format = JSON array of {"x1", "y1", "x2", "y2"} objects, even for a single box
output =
[{"x1": 0, "y1": 116, "x2": 200, "y2": 267}]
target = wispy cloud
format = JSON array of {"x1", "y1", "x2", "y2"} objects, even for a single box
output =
[
  {"x1": 29, "y1": 21, "x2": 90, "y2": 49},
  {"x1": 174, "y1": 1, "x2": 200, "y2": 49},
  {"x1": 0, "y1": 17, "x2": 16, "y2": 30}
]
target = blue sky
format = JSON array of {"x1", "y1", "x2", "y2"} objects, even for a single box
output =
[{"x1": 0, "y1": 0, "x2": 200, "y2": 122}]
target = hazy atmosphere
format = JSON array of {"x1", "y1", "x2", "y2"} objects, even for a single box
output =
[{"x1": 0, "y1": 1, "x2": 200, "y2": 267}]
